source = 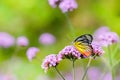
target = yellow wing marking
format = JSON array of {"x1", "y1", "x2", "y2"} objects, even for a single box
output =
[{"x1": 74, "y1": 42, "x2": 92, "y2": 57}]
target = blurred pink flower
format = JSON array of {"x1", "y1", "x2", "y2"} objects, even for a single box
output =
[
  {"x1": 26, "y1": 47, "x2": 40, "y2": 62},
  {"x1": 103, "y1": 73, "x2": 112, "y2": 80},
  {"x1": 115, "y1": 76, "x2": 120, "y2": 80},
  {"x1": 0, "y1": 32, "x2": 15, "y2": 48},
  {"x1": 93, "y1": 26, "x2": 110, "y2": 39},
  {"x1": 48, "y1": 0, "x2": 78, "y2": 13},
  {"x1": 59, "y1": 0, "x2": 78, "y2": 13},
  {"x1": 39, "y1": 33, "x2": 56, "y2": 45},
  {"x1": 16, "y1": 36, "x2": 29, "y2": 47},
  {"x1": 87, "y1": 68, "x2": 114, "y2": 80},
  {"x1": 41, "y1": 54, "x2": 61, "y2": 72},
  {"x1": 97, "y1": 32, "x2": 119, "y2": 47},
  {"x1": 87, "y1": 67, "x2": 101, "y2": 80},
  {"x1": 65, "y1": 73, "x2": 72, "y2": 80},
  {"x1": 93, "y1": 27, "x2": 119, "y2": 47},
  {"x1": 0, "y1": 73, "x2": 17, "y2": 80},
  {"x1": 91, "y1": 41, "x2": 104, "y2": 56},
  {"x1": 65, "y1": 68, "x2": 83, "y2": 80},
  {"x1": 48, "y1": 0, "x2": 60, "y2": 8},
  {"x1": 58, "y1": 45, "x2": 81, "y2": 60}
]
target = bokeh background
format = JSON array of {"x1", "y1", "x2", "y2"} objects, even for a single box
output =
[{"x1": 0, "y1": 0, "x2": 120, "y2": 80}]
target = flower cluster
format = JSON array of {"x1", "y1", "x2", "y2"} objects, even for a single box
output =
[
  {"x1": 91, "y1": 41, "x2": 104, "y2": 56},
  {"x1": 41, "y1": 54, "x2": 61, "y2": 72},
  {"x1": 0, "y1": 32, "x2": 15, "y2": 48},
  {"x1": 16, "y1": 36, "x2": 29, "y2": 47},
  {"x1": 26, "y1": 47, "x2": 40, "y2": 62},
  {"x1": 41, "y1": 43, "x2": 104, "y2": 72},
  {"x1": 25, "y1": 32, "x2": 56, "y2": 62},
  {"x1": 0, "y1": 32, "x2": 30, "y2": 48},
  {"x1": 39, "y1": 33, "x2": 56, "y2": 46},
  {"x1": 93, "y1": 26, "x2": 119, "y2": 47},
  {"x1": 58, "y1": 45, "x2": 81, "y2": 60},
  {"x1": 48, "y1": 0, "x2": 59, "y2": 8},
  {"x1": 93, "y1": 26, "x2": 110, "y2": 39},
  {"x1": 0, "y1": 32, "x2": 55, "y2": 48},
  {"x1": 48, "y1": 0, "x2": 78, "y2": 13},
  {"x1": 41, "y1": 45, "x2": 81, "y2": 72}
]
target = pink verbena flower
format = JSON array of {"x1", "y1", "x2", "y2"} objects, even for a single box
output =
[
  {"x1": 97, "y1": 32, "x2": 119, "y2": 47},
  {"x1": 48, "y1": 0, "x2": 60, "y2": 8},
  {"x1": 16, "y1": 36, "x2": 29, "y2": 47},
  {"x1": 48, "y1": 0, "x2": 78, "y2": 13},
  {"x1": 39, "y1": 33, "x2": 56, "y2": 45},
  {"x1": 58, "y1": 45, "x2": 81, "y2": 60},
  {"x1": 93, "y1": 26, "x2": 110, "y2": 40},
  {"x1": 41, "y1": 54, "x2": 61, "y2": 72},
  {"x1": 93, "y1": 27, "x2": 119, "y2": 47},
  {"x1": 59, "y1": 0, "x2": 78, "y2": 13},
  {"x1": 91, "y1": 41, "x2": 104, "y2": 56},
  {"x1": 26, "y1": 47, "x2": 40, "y2": 62},
  {"x1": 0, "y1": 32, "x2": 15, "y2": 48}
]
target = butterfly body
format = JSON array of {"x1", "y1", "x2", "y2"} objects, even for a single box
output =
[{"x1": 73, "y1": 34, "x2": 93, "y2": 57}]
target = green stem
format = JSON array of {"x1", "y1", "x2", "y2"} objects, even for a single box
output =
[
  {"x1": 111, "y1": 69, "x2": 115, "y2": 80},
  {"x1": 82, "y1": 57, "x2": 92, "y2": 80},
  {"x1": 72, "y1": 60, "x2": 75, "y2": 80},
  {"x1": 65, "y1": 13, "x2": 75, "y2": 38},
  {"x1": 108, "y1": 46, "x2": 112, "y2": 67},
  {"x1": 98, "y1": 67, "x2": 107, "y2": 80},
  {"x1": 112, "y1": 44, "x2": 119, "y2": 59},
  {"x1": 54, "y1": 67, "x2": 66, "y2": 80},
  {"x1": 108, "y1": 46, "x2": 115, "y2": 80},
  {"x1": 13, "y1": 46, "x2": 20, "y2": 57},
  {"x1": 112, "y1": 59, "x2": 120, "y2": 69}
]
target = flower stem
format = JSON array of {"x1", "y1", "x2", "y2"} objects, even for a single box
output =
[
  {"x1": 54, "y1": 67, "x2": 66, "y2": 80},
  {"x1": 82, "y1": 57, "x2": 92, "y2": 80},
  {"x1": 108, "y1": 46, "x2": 115, "y2": 80},
  {"x1": 108, "y1": 46, "x2": 112, "y2": 67},
  {"x1": 13, "y1": 46, "x2": 21, "y2": 57},
  {"x1": 65, "y1": 13, "x2": 75, "y2": 38},
  {"x1": 72, "y1": 60, "x2": 75, "y2": 80}
]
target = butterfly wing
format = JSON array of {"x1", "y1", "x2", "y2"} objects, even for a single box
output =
[
  {"x1": 74, "y1": 34, "x2": 93, "y2": 44},
  {"x1": 74, "y1": 42, "x2": 93, "y2": 57},
  {"x1": 74, "y1": 34, "x2": 93, "y2": 57}
]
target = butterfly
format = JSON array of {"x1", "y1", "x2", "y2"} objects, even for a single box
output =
[{"x1": 73, "y1": 34, "x2": 93, "y2": 58}]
